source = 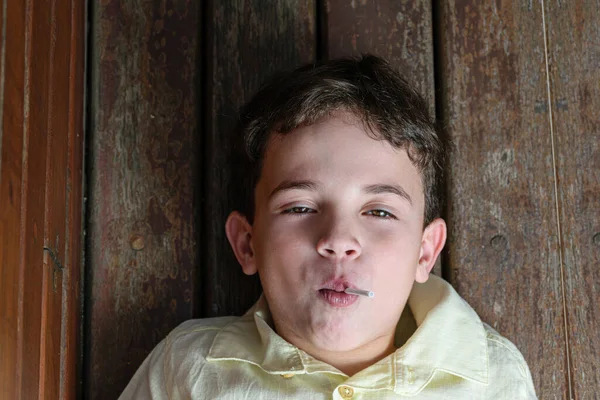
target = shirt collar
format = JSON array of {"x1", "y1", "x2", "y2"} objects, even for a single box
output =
[
  {"x1": 206, "y1": 296, "x2": 306, "y2": 375},
  {"x1": 392, "y1": 274, "x2": 489, "y2": 394},
  {"x1": 206, "y1": 275, "x2": 488, "y2": 394}
]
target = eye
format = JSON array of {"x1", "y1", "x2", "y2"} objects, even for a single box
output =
[
  {"x1": 283, "y1": 206, "x2": 316, "y2": 214},
  {"x1": 365, "y1": 209, "x2": 397, "y2": 219}
]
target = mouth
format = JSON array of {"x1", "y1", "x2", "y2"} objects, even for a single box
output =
[
  {"x1": 320, "y1": 279, "x2": 352, "y2": 292},
  {"x1": 317, "y1": 279, "x2": 359, "y2": 308}
]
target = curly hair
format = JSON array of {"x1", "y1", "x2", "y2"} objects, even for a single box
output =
[{"x1": 238, "y1": 54, "x2": 444, "y2": 226}]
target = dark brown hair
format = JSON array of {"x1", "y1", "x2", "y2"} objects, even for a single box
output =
[{"x1": 239, "y1": 54, "x2": 444, "y2": 226}]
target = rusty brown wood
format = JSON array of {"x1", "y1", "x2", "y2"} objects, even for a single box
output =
[
  {"x1": 40, "y1": 0, "x2": 71, "y2": 397},
  {"x1": 0, "y1": 0, "x2": 4, "y2": 128},
  {"x1": 86, "y1": 0, "x2": 200, "y2": 398},
  {"x1": 0, "y1": 0, "x2": 84, "y2": 396},
  {"x1": 61, "y1": 0, "x2": 85, "y2": 397},
  {"x1": 324, "y1": 0, "x2": 439, "y2": 275},
  {"x1": 0, "y1": 0, "x2": 26, "y2": 397},
  {"x1": 20, "y1": 0, "x2": 52, "y2": 397},
  {"x1": 203, "y1": 1, "x2": 317, "y2": 317},
  {"x1": 544, "y1": 1, "x2": 600, "y2": 397},
  {"x1": 325, "y1": 0, "x2": 435, "y2": 111},
  {"x1": 439, "y1": 2, "x2": 567, "y2": 398}
]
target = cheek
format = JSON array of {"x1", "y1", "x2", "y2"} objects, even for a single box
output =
[
  {"x1": 368, "y1": 223, "x2": 422, "y2": 251},
  {"x1": 254, "y1": 220, "x2": 314, "y2": 282},
  {"x1": 261, "y1": 217, "x2": 316, "y2": 251},
  {"x1": 367, "y1": 227, "x2": 422, "y2": 277}
]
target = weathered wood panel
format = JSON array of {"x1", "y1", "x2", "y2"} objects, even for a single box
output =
[
  {"x1": 0, "y1": 0, "x2": 4, "y2": 100},
  {"x1": 439, "y1": 2, "x2": 567, "y2": 397},
  {"x1": 203, "y1": 1, "x2": 316, "y2": 317},
  {"x1": 86, "y1": 0, "x2": 200, "y2": 398},
  {"x1": 40, "y1": 0, "x2": 72, "y2": 397},
  {"x1": 324, "y1": 0, "x2": 439, "y2": 275},
  {"x1": 61, "y1": 0, "x2": 86, "y2": 397},
  {"x1": 0, "y1": 0, "x2": 84, "y2": 396},
  {"x1": 326, "y1": 0, "x2": 435, "y2": 110},
  {"x1": 20, "y1": 0, "x2": 52, "y2": 397},
  {"x1": 545, "y1": 1, "x2": 600, "y2": 397},
  {"x1": 0, "y1": 0, "x2": 27, "y2": 397}
]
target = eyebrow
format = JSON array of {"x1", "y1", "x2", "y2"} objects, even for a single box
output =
[
  {"x1": 363, "y1": 184, "x2": 413, "y2": 205},
  {"x1": 269, "y1": 180, "x2": 412, "y2": 205},
  {"x1": 269, "y1": 180, "x2": 319, "y2": 200}
]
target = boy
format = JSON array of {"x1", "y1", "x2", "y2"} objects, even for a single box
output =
[{"x1": 120, "y1": 55, "x2": 537, "y2": 399}]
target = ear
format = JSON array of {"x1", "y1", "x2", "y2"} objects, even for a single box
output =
[
  {"x1": 415, "y1": 218, "x2": 447, "y2": 283},
  {"x1": 225, "y1": 211, "x2": 257, "y2": 276}
]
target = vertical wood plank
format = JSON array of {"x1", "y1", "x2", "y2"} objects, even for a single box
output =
[
  {"x1": 325, "y1": 0, "x2": 435, "y2": 110},
  {"x1": 324, "y1": 0, "x2": 439, "y2": 275},
  {"x1": 39, "y1": 0, "x2": 71, "y2": 396},
  {"x1": 61, "y1": 0, "x2": 85, "y2": 396},
  {"x1": 1, "y1": 0, "x2": 83, "y2": 395},
  {"x1": 86, "y1": 1, "x2": 200, "y2": 398},
  {"x1": 0, "y1": 0, "x2": 5, "y2": 144},
  {"x1": 20, "y1": 0, "x2": 51, "y2": 397},
  {"x1": 203, "y1": 1, "x2": 316, "y2": 317},
  {"x1": 0, "y1": 0, "x2": 26, "y2": 397},
  {"x1": 544, "y1": 1, "x2": 600, "y2": 396},
  {"x1": 439, "y1": 2, "x2": 567, "y2": 397}
]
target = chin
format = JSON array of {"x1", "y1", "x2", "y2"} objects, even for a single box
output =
[{"x1": 310, "y1": 324, "x2": 365, "y2": 352}]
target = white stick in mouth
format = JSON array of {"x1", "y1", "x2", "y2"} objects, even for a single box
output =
[{"x1": 344, "y1": 288, "x2": 375, "y2": 298}]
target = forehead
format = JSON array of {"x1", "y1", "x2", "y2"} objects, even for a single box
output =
[{"x1": 257, "y1": 113, "x2": 423, "y2": 202}]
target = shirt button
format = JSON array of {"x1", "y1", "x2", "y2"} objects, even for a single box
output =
[
  {"x1": 338, "y1": 385, "x2": 354, "y2": 399},
  {"x1": 281, "y1": 373, "x2": 294, "y2": 378}
]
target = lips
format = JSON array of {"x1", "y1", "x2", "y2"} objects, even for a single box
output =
[
  {"x1": 320, "y1": 279, "x2": 352, "y2": 292},
  {"x1": 318, "y1": 279, "x2": 359, "y2": 307}
]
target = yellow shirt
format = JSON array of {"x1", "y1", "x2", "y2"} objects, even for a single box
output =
[{"x1": 120, "y1": 275, "x2": 537, "y2": 399}]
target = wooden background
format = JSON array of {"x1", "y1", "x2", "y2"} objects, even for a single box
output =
[
  {"x1": 0, "y1": 0, "x2": 85, "y2": 398},
  {"x1": 85, "y1": 1, "x2": 599, "y2": 399}
]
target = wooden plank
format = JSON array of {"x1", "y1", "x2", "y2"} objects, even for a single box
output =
[
  {"x1": 60, "y1": 0, "x2": 85, "y2": 396},
  {"x1": 325, "y1": 0, "x2": 435, "y2": 110},
  {"x1": 324, "y1": 0, "x2": 439, "y2": 275},
  {"x1": 439, "y1": 2, "x2": 567, "y2": 398},
  {"x1": 0, "y1": 0, "x2": 4, "y2": 134},
  {"x1": 0, "y1": 0, "x2": 26, "y2": 397},
  {"x1": 86, "y1": 1, "x2": 200, "y2": 398},
  {"x1": 544, "y1": 1, "x2": 600, "y2": 397},
  {"x1": 203, "y1": 1, "x2": 316, "y2": 317},
  {"x1": 19, "y1": 0, "x2": 52, "y2": 397},
  {"x1": 39, "y1": 0, "x2": 71, "y2": 396},
  {"x1": 0, "y1": 0, "x2": 82, "y2": 395}
]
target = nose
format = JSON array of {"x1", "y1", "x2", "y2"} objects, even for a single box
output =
[{"x1": 316, "y1": 218, "x2": 362, "y2": 261}]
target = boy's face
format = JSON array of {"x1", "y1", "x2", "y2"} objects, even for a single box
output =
[{"x1": 226, "y1": 113, "x2": 445, "y2": 355}]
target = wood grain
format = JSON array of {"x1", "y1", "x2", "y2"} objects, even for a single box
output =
[
  {"x1": 0, "y1": 0, "x2": 4, "y2": 115},
  {"x1": 544, "y1": 1, "x2": 600, "y2": 397},
  {"x1": 86, "y1": 0, "x2": 200, "y2": 398},
  {"x1": 202, "y1": 1, "x2": 316, "y2": 317},
  {"x1": 0, "y1": 0, "x2": 84, "y2": 396},
  {"x1": 0, "y1": 0, "x2": 26, "y2": 397},
  {"x1": 40, "y1": 0, "x2": 71, "y2": 397},
  {"x1": 439, "y1": 2, "x2": 567, "y2": 397},
  {"x1": 61, "y1": 0, "x2": 85, "y2": 396},
  {"x1": 325, "y1": 0, "x2": 435, "y2": 112},
  {"x1": 324, "y1": 0, "x2": 440, "y2": 276},
  {"x1": 20, "y1": 0, "x2": 51, "y2": 397}
]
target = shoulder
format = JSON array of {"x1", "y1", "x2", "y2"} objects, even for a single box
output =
[
  {"x1": 119, "y1": 316, "x2": 241, "y2": 399},
  {"x1": 167, "y1": 316, "x2": 239, "y2": 345},
  {"x1": 162, "y1": 316, "x2": 241, "y2": 362},
  {"x1": 482, "y1": 323, "x2": 538, "y2": 399}
]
